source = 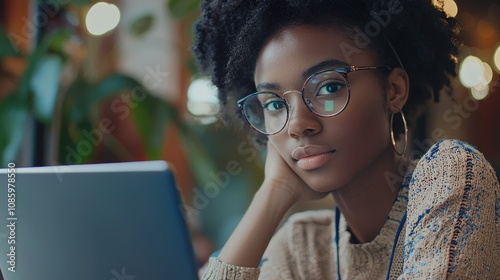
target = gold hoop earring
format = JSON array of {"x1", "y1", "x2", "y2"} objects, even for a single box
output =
[{"x1": 390, "y1": 108, "x2": 408, "y2": 156}]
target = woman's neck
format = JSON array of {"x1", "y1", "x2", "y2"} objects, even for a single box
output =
[{"x1": 331, "y1": 146, "x2": 409, "y2": 243}]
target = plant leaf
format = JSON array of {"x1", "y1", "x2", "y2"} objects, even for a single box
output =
[
  {"x1": 0, "y1": 96, "x2": 28, "y2": 166},
  {"x1": 58, "y1": 74, "x2": 147, "y2": 162},
  {"x1": 0, "y1": 29, "x2": 68, "y2": 164},
  {"x1": 129, "y1": 14, "x2": 155, "y2": 37},
  {"x1": 167, "y1": 0, "x2": 201, "y2": 19},
  {"x1": 130, "y1": 95, "x2": 171, "y2": 159},
  {"x1": 58, "y1": 117, "x2": 95, "y2": 165},
  {"x1": 30, "y1": 55, "x2": 63, "y2": 123},
  {"x1": 0, "y1": 28, "x2": 21, "y2": 59},
  {"x1": 55, "y1": 0, "x2": 92, "y2": 6},
  {"x1": 71, "y1": 0, "x2": 92, "y2": 5},
  {"x1": 85, "y1": 74, "x2": 146, "y2": 104},
  {"x1": 63, "y1": 73, "x2": 89, "y2": 124},
  {"x1": 171, "y1": 110, "x2": 218, "y2": 185},
  {"x1": 16, "y1": 29, "x2": 69, "y2": 104}
]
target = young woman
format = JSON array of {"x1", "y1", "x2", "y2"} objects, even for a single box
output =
[{"x1": 193, "y1": 0, "x2": 500, "y2": 279}]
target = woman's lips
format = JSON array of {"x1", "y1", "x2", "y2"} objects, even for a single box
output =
[{"x1": 292, "y1": 146, "x2": 335, "y2": 171}]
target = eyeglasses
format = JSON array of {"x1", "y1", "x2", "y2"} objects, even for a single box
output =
[{"x1": 237, "y1": 65, "x2": 391, "y2": 135}]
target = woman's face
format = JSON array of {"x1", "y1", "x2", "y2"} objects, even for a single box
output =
[{"x1": 253, "y1": 25, "x2": 395, "y2": 192}]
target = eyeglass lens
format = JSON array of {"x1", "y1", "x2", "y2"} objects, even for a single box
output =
[{"x1": 241, "y1": 70, "x2": 349, "y2": 134}]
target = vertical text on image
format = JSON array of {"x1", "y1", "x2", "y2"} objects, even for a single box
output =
[{"x1": 6, "y1": 163, "x2": 17, "y2": 273}]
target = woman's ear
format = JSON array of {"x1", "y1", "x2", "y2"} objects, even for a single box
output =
[{"x1": 386, "y1": 67, "x2": 409, "y2": 113}]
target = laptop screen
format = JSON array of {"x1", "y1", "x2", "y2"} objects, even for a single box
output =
[{"x1": 0, "y1": 161, "x2": 198, "y2": 280}]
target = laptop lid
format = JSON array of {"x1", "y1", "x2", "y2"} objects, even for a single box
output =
[{"x1": 0, "y1": 161, "x2": 198, "y2": 280}]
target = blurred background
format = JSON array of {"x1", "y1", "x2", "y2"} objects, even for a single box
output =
[{"x1": 0, "y1": 0, "x2": 499, "y2": 268}]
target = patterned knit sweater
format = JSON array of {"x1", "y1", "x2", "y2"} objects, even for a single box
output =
[{"x1": 202, "y1": 139, "x2": 500, "y2": 279}]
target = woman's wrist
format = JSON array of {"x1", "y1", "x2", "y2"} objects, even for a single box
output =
[
  {"x1": 216, "y1": 181, "x2": 296, "y2": 267},
  {"x1": 258, "y1": 178, "x2": 299, "y2": 212}
]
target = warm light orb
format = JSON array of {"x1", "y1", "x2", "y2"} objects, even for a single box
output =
[
  {"x1": 187, "y1": 78, "x2": 220, "y2": 122},
  {"x1": 85, "y1": 2, "x2": 121, "y2": 36},
  {"x1": 433, "y1": 0, "x2": 458, "y2": 17},
  {"x1": 482, "y1": 62, "x2": 493, "y2": 84},
  {"x1": 494, "y1": 45, "x2": 500, "y2": 73},
  {"x1": 477, "y1": 20, "x2": 496, "y2": 39},
  {"x1": 471, "y1": 82, "x2": 489, "y2": 100},
  {"x1": 459, "y1": 55, "x2": 485, "y2": 88}
]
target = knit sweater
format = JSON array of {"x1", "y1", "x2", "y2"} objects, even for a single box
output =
[{"x1": 202, "y1": 139, "x2": 500, "y2": 279}]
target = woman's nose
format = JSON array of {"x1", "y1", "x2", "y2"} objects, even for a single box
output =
[{"x1": 284, "y1": 93, "x2": 322, "y2": 138}]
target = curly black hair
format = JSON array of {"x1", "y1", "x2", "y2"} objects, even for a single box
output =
[{"x1": 192, "y1": 0, "x2": 462, "y2": 144}]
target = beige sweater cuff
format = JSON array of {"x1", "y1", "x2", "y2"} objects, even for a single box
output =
[{"x1": 202, "y1": 257, "x2": 260, "y2": 280}]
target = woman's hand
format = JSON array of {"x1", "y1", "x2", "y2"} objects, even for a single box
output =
[
  {"x1": 262, "y1": 141, "x2": 329, "y2": 203},
  {"x1": 213, "y1": 141, "x2": 328, "y2": 270}
]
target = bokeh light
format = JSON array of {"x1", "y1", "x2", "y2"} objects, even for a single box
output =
[
  {"x1": 187, "y1": 78, "x2": 220, "y2": 123},
  {"x1": 482, "y1": 62, "x2": 493, "y2": 84},
  {"x1": 433, "y1": 0, "x2": 458, "y2": 17},
  {"x1": 85, "y1": 2, "x2": 121, "y2": 36},
  {"x1": 477, "y1": 20, "x2": 496, "y2": 39},
  {"x1": 459, "y1": 55, "x2": 485, "y2": 88},
  {"x1": 471, "y1": 82, "x2": 489, "y2": 100},
  {"x1": 494, "y1": 45, "x2": 500, "y2": 73}
]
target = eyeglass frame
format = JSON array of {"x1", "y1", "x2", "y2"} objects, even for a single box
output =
[{"x1": 237, "y1": 65, "x2": 392, "y2": 135}]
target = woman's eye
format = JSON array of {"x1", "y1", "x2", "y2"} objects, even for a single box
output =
[
  {"x1": 317, "y1": 81, "x2": 343, "y2": 96},
  {"x1": 262, "y1": 100, "x2": 286, "y2": 112}
]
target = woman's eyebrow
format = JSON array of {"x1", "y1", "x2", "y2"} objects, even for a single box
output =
[
  {"x1": 302, "y1": 59, "x2": 350, "y2": 79},
  {"x1": 256, "y1": 59, "x2": 349, "y2": 91},
  {"x1": 256, "y1": 82, "x2": 281, "y2": 92}
]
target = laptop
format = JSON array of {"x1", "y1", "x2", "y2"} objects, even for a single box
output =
[{"x1": 0, "y1": 161, "x2": 198, "y2": 280}]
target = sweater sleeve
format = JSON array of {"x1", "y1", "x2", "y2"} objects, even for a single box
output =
[
  {"x1": 201, "y1": 210, "x2": 335, "y2": 279},
  {"x1": 201, "y1": 257, "x2": 260, "y2": 280},
  {"x1": 200, "y1": 218, "x2": 294, "y2": 280},
  {"x1": 400, "y1": 139, "x2": 500, "y2": 279}
]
